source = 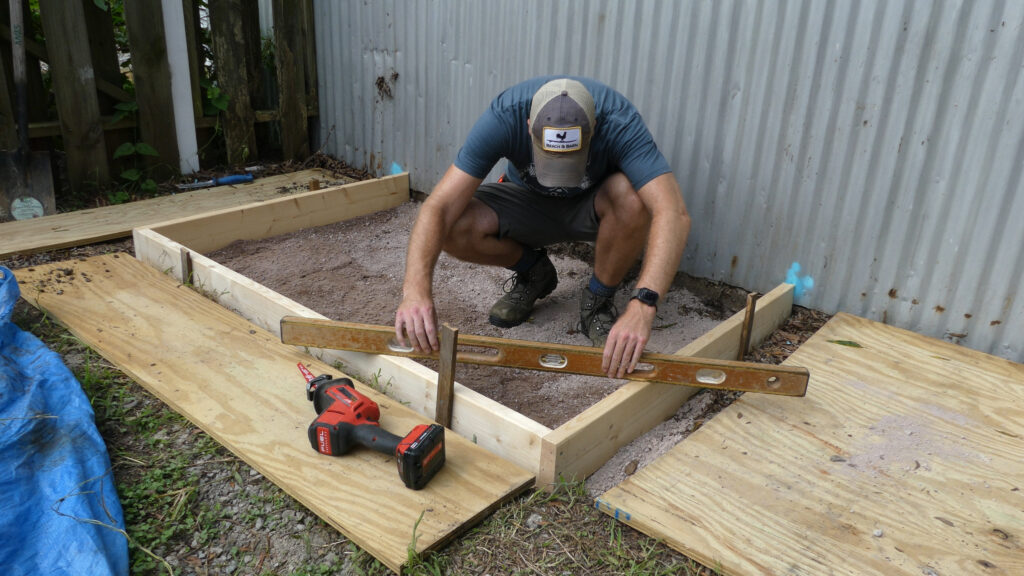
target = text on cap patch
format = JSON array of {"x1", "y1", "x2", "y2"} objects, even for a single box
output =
[{"x1": 541, "y1": 126, "x2": 583, "y2": 152}]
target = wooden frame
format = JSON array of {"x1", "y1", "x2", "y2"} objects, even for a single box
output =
[{"x1": 133, "y1": 173, "x2": 795, "y2": 485}]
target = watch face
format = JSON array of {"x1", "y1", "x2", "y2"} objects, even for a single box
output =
[{"x1": 633, "y1": 288, "x2": 659, "y2": 307}]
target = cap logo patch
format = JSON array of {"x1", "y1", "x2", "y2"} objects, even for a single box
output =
[{"x1": 542, "y1": 126, "x2": 582, "y2": 152}]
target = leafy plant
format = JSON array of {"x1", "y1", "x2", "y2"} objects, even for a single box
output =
[
  {"x1": 113, "y1": 140, "x2": 159, "y2": 194},
  {"x1": 107, "y1": 101, "x2": 160, "y2": 200},
  {"x1": 202, "y1": 77, "x2": 230, "y2": 116}
]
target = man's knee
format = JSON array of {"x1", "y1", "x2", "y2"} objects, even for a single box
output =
[{"x1": 442, "y1": 200, "x2": 498, "y2": 255}]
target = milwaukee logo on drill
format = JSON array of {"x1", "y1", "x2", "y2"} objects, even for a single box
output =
[{"x1": 317, "y1": 428, "x2": 331, "y2": 454}]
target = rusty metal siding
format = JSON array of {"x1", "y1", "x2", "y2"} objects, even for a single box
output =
[{"x1": 312, "y1": 0, "x2": 1024, "y2": 361}]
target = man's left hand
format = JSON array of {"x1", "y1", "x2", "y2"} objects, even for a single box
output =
[{"x1": 601, "y1": 300, "x2": 658, "y2": 378}]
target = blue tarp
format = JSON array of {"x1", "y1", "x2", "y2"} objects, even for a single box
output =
[{"x1": 0, "y1": 266, "x2": 128, "y2": 576}]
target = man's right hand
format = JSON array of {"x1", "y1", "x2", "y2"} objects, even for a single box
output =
[{"x1": 395, "y1": 295, "x2": 439, "y2": 352}]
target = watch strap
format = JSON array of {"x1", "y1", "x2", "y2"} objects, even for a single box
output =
[{"x1": 630, "y1": 287, "x2": 659, "y2": 308}]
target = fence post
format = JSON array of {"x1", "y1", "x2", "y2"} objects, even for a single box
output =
[
  {"x1": 37, "y1": 0, "x2": 110, "y2": 190},
  {"x1": 83, "y1": 0, "x2": 124, "y2": 115},
  {"x1": 209, "y1": 0, "x2": 258, "y2": 166},
  {"x1": 0, "y1": 35, "x2": 14, "y2": 150},
  {"x1": 273, "y1": 0, "x2": 309, "y2": 161},
  {"x1": 124, "y1": 0, "x2": 181, "y2": 180}
]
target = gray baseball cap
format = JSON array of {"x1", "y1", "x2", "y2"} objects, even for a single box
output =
[{"x1": 529, "y1": 78, "x2": 596, "y2": 188}]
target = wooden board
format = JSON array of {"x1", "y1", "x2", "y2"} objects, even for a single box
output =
[
  {"x1": 14, "y1": 254, "x2": 533, "y2": 573},
  {"x1": 537, "y1": 283, "x2": 794, "y2": 485},
  {"x1": 597, "y1": 313, "x2": 1024, "y2": 576},
  {"x1": 146, "y1": 173, "x2": 409, "y2": 254},
  {"x1": 0, "y1": 168, "x2": 342, "y2": 258}
]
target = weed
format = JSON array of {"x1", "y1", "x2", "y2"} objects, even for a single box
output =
[
  {"x1": 404, "y1": 510, "x2": 449, "y2": 575},
  {"x1": 367, "y1": 369, "x2": 394, "y2": 395}
]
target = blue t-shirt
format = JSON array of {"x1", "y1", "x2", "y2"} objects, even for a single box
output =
[{"x1": 454, "y1": 76, "x2": 672, "y2": 197}]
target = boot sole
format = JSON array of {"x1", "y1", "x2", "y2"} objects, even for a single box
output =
[{"x1": 487, "y1": 279, "x2": 557, "y2": 328}]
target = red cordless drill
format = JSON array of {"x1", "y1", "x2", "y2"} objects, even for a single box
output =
[{"x1": 297, "y1": 363, "x2": 445, "y2": 490}]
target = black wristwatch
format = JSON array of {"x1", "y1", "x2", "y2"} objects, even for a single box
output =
[{"x1": 630, "y1": 287, "x2": 659, "y2": 309}]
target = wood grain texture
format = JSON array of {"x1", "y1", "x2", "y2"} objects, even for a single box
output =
[
  {"x1": 598, "y1": 312, "x2": 1024, "y2": 576},
  {"x1": 537, "y1": 283, "x2": 794, "y2": 486},
  {"x1": 147, "y1": 173, "x2": 409, "y2": 253},
  {"x1": 436, "y1": 324, "x2": 458, "y2": 428},
  {"x1": 279, "y1": 317, "x2": 809, "y2": 396},
  {"x1": 15, "y1": 254, "x2": 533, "y2": 573},
  {"x1": 0, "y1": 169, "x2": 339, "y2": 258}
]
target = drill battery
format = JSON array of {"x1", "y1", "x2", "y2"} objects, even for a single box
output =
[{"x1": 395, "y1": 423, "x2": 446, "y2": 490}]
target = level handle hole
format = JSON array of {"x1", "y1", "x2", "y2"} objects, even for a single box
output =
[
  {"x1": 538, "y1": 353, "x2": 568, "y2": 369},
  {"x1": 696, "y1": 369, "x2": 727, "y2": 385}
]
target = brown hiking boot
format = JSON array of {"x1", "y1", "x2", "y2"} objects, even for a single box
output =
[
  {"x1": 488, "y1": 253, "x2": 558, "y2": 328},
  {"x1": 579, "y1": 285, "x2": 618, "y2": 347}
]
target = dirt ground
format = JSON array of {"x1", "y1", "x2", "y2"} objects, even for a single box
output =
[
  {"x1": 209, "y1": 200, "x2": 728, "y2": 426},
  {"x1": 207, "y1": 198, "x2": 816, "y2": 494}
]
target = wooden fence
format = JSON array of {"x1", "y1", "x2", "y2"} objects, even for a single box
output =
[{"x1": 0, "y1": 0, "x2": 317, "y2": 195}]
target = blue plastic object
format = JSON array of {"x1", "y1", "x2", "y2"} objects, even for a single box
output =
[
  {"x1": 176, "y1": 172, "x2": 255, "y2": 190},
  {"x1": 785, "y1": 262, "x2": 815, "y2": 299},
  {"x1": 212, "y1": 173, "x2": 254, "y2": 186},
  {"x1": 0, "y1": 266, "x2": 128, "y2": 576}
]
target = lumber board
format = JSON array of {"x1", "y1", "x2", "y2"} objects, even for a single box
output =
[
  {"x1": 146, "y1": 173, "x2": 409, "y2": 253},
  {"x1": 537, "y1": 283, "x2": 794, "y2": 487},
  {"x1": 133, "y1": 228, "x2": 550, "y2": 474},
  {"x1": 597, "y1": 313, "x2": 1024, "y2": 576},
  {"x1": 14, "y1": 254, "x2": 533, "y2": 573},
  {"x1": 0, "y1": 169, "x2": 342, "y2": 258}
]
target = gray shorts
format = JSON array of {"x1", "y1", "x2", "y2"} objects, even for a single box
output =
[{"x1": 474, "y1": 182, "x2": 599, "y2": 249}]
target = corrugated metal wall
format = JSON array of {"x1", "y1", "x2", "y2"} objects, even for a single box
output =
[{"x1": 312, "y1": 0, "x2": 1024, "y2": 362}]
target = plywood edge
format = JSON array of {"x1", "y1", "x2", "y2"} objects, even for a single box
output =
[
  {"x1": 148, "y1": 173, "x2": 410, "y2": 253},
  {"x1": 0, "y1": 229, "x2": 128, "y2": 259},
  {"x1": 0, "y1": 168, "x2": 336, "y2": 259},
  {"x1": 133, "y1": 226, "x2": 550, "y2": 474},
  {"x1": 537, "y1": 284, "x2": 795, "y2": 487}
]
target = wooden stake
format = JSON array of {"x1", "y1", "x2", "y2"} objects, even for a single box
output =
[
  {"x1": 436, "y1": 324, "x2": 458, "y2": 428},
  {"x1": 737, "y1": 292, "x2": 761, "y2": 361},
  {"x1": 179, "y1": 247, "x2": 193, "y2": 285}
]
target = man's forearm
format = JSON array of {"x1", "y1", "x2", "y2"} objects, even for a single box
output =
[
  {"x1": 402, "y1": 202, "x2": 445, "y2": 300},
  {"x1": 634, "y1": 174, "x2": 690, "y2": 296}
]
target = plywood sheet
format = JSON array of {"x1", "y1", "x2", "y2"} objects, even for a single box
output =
[
  {"x1": 14, "y1": 254, "x2": 533, "y2": 573},
  {"x1": 0, "y1": 169, "x2": 341, "y2": 258},
  {"x1": 598, "y1": 313, "x2": 1024, "y2": 576}
]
